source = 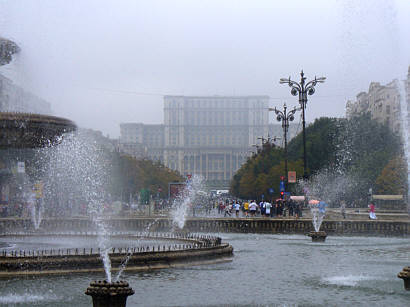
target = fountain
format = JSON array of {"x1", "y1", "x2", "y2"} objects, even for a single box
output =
[
  {"x1": 170, "y1": 174, "x2": 205, "y2": 230},
  {"x1": 397, "y1": 266, "x2": 410, "y2": 291},
  {"x1": 307, "y1": 199, "x2": 327, "y2": 242},
  {"x1": 396, "y1": 75, "x2": 410, "y2": 290},
  {"x1": 0, "y1": 39, "x2": 234, "y2": 307},
  {"x1": 85, "y1": 280, "x2": 134, "y2": 307},
  {"x1": 0, "y1": 37, "x2": 129, "y2": 303}
]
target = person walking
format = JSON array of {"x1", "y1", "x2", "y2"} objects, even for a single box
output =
[
  {"x1": 288, "y1": 199, "x2": 294, "y2": 217},
  {"x1": 244, "y1": 201, "x2": 249, "y2": 217},
  {"x1": 340, "y1": 200, "x2": 346, "y2": 219},
  {"x1": 368, "y1": 202, "x2": 377, "y2": 219},
  {"x1": 294, "y1": 201, "x2": 301, "y2": 219},
  {"x1": 264, "y1": 201, "x2": 272, "y2": 217},
  {"x1": 224, "y1": 203, "x2": 232, "y2": 217},
  {"x1": 259, "y1": 200, "x2": 265, "y2": 216},
  {"x1": 234, "y1": 201, "x2": 240, "y2": 217},
  {"x1": 249, "y1": 200, "x2": 258, "y2": 217}
]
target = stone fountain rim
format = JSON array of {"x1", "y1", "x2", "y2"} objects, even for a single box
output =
[{"x1": 0, "y1": 112, "x2": 76, "y2": 128}]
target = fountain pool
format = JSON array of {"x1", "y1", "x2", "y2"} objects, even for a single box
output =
[{"x1": 0, "y1": 233, "x2": 409, "y2": 306}]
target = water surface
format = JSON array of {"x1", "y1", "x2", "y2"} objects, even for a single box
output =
[{"x1": 0, "y1": 233, "x2": 409, "y2": 306}]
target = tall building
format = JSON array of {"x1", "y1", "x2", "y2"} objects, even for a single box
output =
[
  {"x1": 346, "y1": 70, "x2": 409, "y2": 136},
  {"x1": 120, "y1": 95, "x2": 276, "y2": 187},
  {"x1": 163, "y1": 96, "x2": 269, "y2": 186},
  {"x1": 119, "y1": 123, "x2": 164, "y2": 163}
]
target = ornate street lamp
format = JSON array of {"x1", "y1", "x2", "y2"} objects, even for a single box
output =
[
  {"x1": 279, "y1": 70, "x2": 325, "y2": 179},
  {"x1": 269, "y1": 103, "x2": 298, "y2": 190}
]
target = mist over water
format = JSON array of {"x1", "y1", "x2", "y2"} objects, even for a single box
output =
[
  {"x1": 0, "y1": 1, "x2": 408, "y2": 137},
  {"x1": 34, "y1": 131, "x2": 113, "y2": 281},
  {"x1": 397, "y1": 79, "x2": 410, "y2": 212},
  {"x1": 171, "y1": 175, "x2": 205, "y2": 230}
]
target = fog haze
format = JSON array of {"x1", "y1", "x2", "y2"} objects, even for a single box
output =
[{"x1": 0, "y1": 0, "x2": 409, "y2": 137}]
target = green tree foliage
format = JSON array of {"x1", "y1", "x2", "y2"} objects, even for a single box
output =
[
  {"x1": 287, "y1": 117, "x2": 340, "y2": 174},
  {"x1": 108, "y1": 152, "x2": 183, "y2": 202},
  {"x1": 230, "y1": 113, "x2": 403, "y2": 201},
  {"x1": 230, "y1": 141, "x2": 304, "y2": 200},
  {"x1": 375, "y1": 156, "x2": 407, "y2": 195}
]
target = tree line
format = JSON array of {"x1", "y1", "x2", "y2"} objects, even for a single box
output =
[{"x1": 230, "y1": 113, "x2": 406, "y2": 203}]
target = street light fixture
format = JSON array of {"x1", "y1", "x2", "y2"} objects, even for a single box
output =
[
  {"x1": 269, "y1": 103, "x2": 299, "y2": 190},
  {"x1": 279, "y1": 70, "x2": 325, "y2": 179}
]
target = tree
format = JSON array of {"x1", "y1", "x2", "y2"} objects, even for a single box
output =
[
  {"x1": 230, "y1": 113, "x2": 403, "y2": 202},
  {"x1": 375, "y1": 156, "x2": 407, "y2": 195}
]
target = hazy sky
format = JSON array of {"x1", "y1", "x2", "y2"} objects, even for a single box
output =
[{"x1": 0, "y1": 0, "x2": 409, "y2": 138}]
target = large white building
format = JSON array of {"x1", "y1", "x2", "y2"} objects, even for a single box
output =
[
  {"x1": 120, "y1": 123, "x2": 164, "y2": 163},
  {"x1": 121, "y1": 96, "x2": 276, "y2": 187},
  {"x1": 163, "y1": 96, "x2": 269, "y2": 185},
  {"x1": 120, "y1": 95, "x2": 300, "y2": 187}
]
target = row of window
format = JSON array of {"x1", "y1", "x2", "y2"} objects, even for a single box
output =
[
  {"x1": 167, "y1": 112, "x2": 267, "y2": 126},
  {"x1": 166, "y1": 99, "x2": 267, "y2": 109}
]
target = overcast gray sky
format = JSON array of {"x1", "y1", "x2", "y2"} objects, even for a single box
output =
[{"x1": 0, "y1": 0, "x2": 409, "y2": 138}]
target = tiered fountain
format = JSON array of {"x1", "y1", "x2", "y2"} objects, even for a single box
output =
[
  {"x1": 1, "y1": 37, "x2": 132, "y2": 305},
  {"x1": 0, "y1": 37, "x2": 233, "y2": 305}
]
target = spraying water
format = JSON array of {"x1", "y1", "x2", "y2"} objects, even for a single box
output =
[
  {"x1": 114, "y1": 218, "x2": 160, "y2": 282},
  {"x1": 397, "y1": 78, "x2": 410, "y2": 214},
  {"x1": 28, "y1": 196, "x2": 43, "y2": 230},
  {"x1": 35, "y1": 131, "x2": 113, "y2": 282},
  {"x1": 170, "y1": 175, "x2": 205, "y2": 230}
]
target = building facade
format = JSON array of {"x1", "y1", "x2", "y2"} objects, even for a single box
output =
[
  {"x1": 119, "y1": 123, "x2": 164, "y2": 163},
  {"x1": 346, "y1": 67, "x2": 410, "y2": 136},
  {"x1": 163, "y1": 96, "x2": 269, "y2": 186},
  {"x1": 120, "y1": 96, "x2": 277, "y2": 187},
  {"x1": 0, "y1": 73, "x2": 52, "y2": 115}
]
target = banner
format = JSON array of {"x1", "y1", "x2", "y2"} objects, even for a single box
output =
[{"x1": 288, "y1": 171, "x2": 296, "y2": 183}]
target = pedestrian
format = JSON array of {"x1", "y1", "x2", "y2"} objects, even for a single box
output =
[
  {"x1": 259, "y1": 200, "x2": 265, "y2": 216},
  {"x1": 288, "y1": 199, "x2": 294, "y2": 217},
  {"x1": 318, "y1": 201, "x2": 327, "y2": 216},
  {"x1": 234, "y1": 201, "x2": 240, "y2": 217},
  {"x1": 276, "y1": 199, "x2": 282, "y2": 217},
  {"x1": 244, "y1": 201, "x2": 249, "y2": 217},
  {"x1": 249, "y1": 200, "x2": 258, "y2": 216},
  {"x1": 218, "y1": 202, "x2": 224, "y2": 215},
  {"x1": 264, "y1": 201, "x2": 272, "y2": 217},
  {"x1": 224, "y1": 203, "x2": 231, "y2": 217},
  {"x1": 294, "y1": 201, "x2": 300, "y2": 219},
  {"x1": 340, "y1": 200, "x2": 346, "y2": 219},
  {"x1": 368, "y1": 202, "x2": 377, "y2": 219}
]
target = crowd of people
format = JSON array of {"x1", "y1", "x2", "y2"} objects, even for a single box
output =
[{"x1": 217, "y1": 198, "x2": 303, "y2": 218}]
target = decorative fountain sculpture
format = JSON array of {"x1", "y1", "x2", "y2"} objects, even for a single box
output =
[
  {"x1": 1, "y1": 37, "x2": 76, "y2": 231},
  {"x1": 85, "y1": 280, "x2": 134, "y2": 307},
  {"x1": 397, "y1": 266, "x2": 410, "y2": 291}
]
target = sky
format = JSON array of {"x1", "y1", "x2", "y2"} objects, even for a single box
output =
[{"x1": 0, "y1": 0, "x2": 409, "y2": 138}]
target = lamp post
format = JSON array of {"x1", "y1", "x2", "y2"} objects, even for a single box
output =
[
  {"x1": 269, "y1": 103, "x2": 298, "y2": 190},
  {"x1": 279, "y1": 70, "x2": 325, "y2": 179}
]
